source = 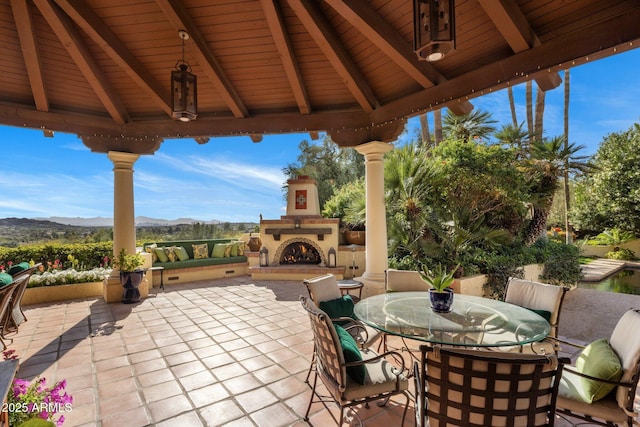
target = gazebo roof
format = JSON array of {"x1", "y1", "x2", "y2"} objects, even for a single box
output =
[{"x1": 1, "y1": 0, "x2": 638, "y2": 151}]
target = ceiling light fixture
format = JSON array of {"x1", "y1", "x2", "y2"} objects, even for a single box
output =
[
  {"x1": 171, "y1": 30, "x2": 197, "y2": 122},
  {"x1": 414, "y1": 0, "x2": 456, "y2": 62}
]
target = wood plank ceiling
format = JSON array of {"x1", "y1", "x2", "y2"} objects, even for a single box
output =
[{"x1": 0, "y1": 0, "x2": 638, "y2": 152}]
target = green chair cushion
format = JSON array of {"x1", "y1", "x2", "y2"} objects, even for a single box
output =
[
  {"x1": 319, "y1": 295, "x2": 355, "y2": 325},
  {"x1": 174, "y1": 246, "x2": 190, "y2": 261},
  {"x1": 527, "y1": 308, "x2": 552, "y2": 323},
  {"x1": 0, "y1": 273, "x2": 13, "y2": 287},
  {"x1": 335, "y1": 324, "x2": 365, "y2": 384},
  {"x1": 576, "y1": 338, "x2": 623, "y2": 403},
  {"x1": 8, "y1": 262, "x2": 31, "y2": 276}
]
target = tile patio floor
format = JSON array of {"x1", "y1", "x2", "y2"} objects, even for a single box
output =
[{"x1": 5, "y1": 277, "x2": 639, "y2": 426}]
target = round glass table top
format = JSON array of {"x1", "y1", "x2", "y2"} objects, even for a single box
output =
[{"x1": 354, "y1": 292, "x2": 551, "y2": 347}]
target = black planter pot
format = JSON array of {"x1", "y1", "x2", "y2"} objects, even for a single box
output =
[
  {"x1": 429, "y1": 288, "x2": 454, "y2": 313},
  {"x1": 121, "y1": 270, "x2": 144, "y2": 304}
]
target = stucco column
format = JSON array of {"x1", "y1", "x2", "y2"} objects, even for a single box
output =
[
  {"x1": 355, "y1": 141, "x2": 393, "y2": 296},
  {"x1": 104, "y1": 151, "x2": 146, "y2": 302}
]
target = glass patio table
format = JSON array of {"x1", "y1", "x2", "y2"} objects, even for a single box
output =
[{"x1": 354, "y1": 292, "x2": 550, "y2": 347}]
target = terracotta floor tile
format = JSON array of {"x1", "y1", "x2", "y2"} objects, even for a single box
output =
[
  {"x1": 148, "y1": 394, "x2": 193, "y2": 422},
  {"x1": 199, "y1": 398, "x2": 246, "y2": 426},
  {"x1": 187, "y1": 382, "x2": 230, "y2": 408},
  {"x1": 235, "y1": 387, "x2": 279, "y2": 413}
]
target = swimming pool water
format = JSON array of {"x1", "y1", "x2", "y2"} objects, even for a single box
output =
[{"x1": 579, "y1": 268, "x2": 640, "y2": 295}]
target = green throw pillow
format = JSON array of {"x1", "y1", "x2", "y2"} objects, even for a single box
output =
[
  {"x1": 212, "y1": 243, "x2": 227, "y2": 258},
  {"x1": 230, "y1": 241, "x2": 239, "y2": 257},
  {"x1": 154, "y1": 247, "x2": 169, "y2": 263},
  {"x1": 527, "y1": 308, "x2": 552, "y2": 323},
  {"x1": 576, "y1": 338, "x2": 622, "y2": 403},
  {"x1": 0, "y1": 273, "x2": 13, "y2": 287},
  {"x1": 192, "y1": 243, "x2": 209, "y2": 259},
  {"x1": 8, "y1": 262, "x2": 30, "y2": 276},
  {"x1": 174, "y1": 246, "x2": 189, "y2": 261},
  {"x1": 319, "y1": 295, "x2": 355, "y2": 325},
  {"x1": 335, "y1": 325, "x2": 365, "y2": 385}
]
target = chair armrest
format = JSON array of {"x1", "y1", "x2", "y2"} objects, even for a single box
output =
[
  {"x1": 344, "y1": 349, "x2": 407, "y2": 375},
  {"x1": 546, "y1": 336, "x2": 587, "y2": 350},
  {"x1": 332, "y1": 318, "x2": 370, "y2": 348},
  {"x1": 563, "y1": 366, "x2": 634, "y2": 387}
]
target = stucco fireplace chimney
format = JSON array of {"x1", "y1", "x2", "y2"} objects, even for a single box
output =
[{"x1": 285, "y1": 175, "x2": 321, "y2": 217}]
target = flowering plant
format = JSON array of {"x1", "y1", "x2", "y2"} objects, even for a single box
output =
[
  {"x1": 28, "y1": 267, "x2": 111, "y2": 288},
  {"x1": 8, "y1": 376, "x2": 73, "y2": 426}
]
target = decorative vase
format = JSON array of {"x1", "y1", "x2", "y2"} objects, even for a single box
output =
[
  {"x1": 248, "y1": 236, "x2": 262, "y2": 252},
  {"x1": 429, "y1": 288, "x2": 454, "y2": 313},
  {"x1": 344, "y1": 230, "x2": 365, "y2": 245},
  {"x1": 121, "y1": 270, "x2": 144, "y2": 304}
]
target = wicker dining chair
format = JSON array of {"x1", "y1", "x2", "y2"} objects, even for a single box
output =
[
  {"x1": 556, "y1": 308, "x2": 640, "y2": 427},
  {"x1": 300, "y1": 296, "x2": 410, "y2": 426},
  {"x1": 414, "y1": 345, "x2": 568, "y2": 427}
]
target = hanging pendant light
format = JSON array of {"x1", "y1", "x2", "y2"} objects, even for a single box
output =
[
  {"x1": 413, "y1": 0, "x2": 456, "y2": 62},
  {"x1": 171, "y1": 30, "x2": 197, "y2": 122}
]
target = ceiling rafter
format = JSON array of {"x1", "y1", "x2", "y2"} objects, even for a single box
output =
[
  {"x1": 10, "y1": 0, "x2": 48, "y2": 112},
  {"x1": 373, "y1": 10, "x2": 640, "y2": 125},
  {"x1": 260, "y1": 0, "x2": 311, "y2": 115},
  {"x1": 155, "y1": 0, "x2": 249, "y2": 118},
  {"x1": 477, "y1": 0, "x2": 561, "y2": 91},
  {"x1": 52, "y1": 0, "x2": 171, "y2": 116},
  {"x1": 325, "y1": 0, "x2": 473, "y2": 116},
  {"x1": 34, "y1": 0, "x2": 129, "y2": 124},
  {"x1": 286, "y1": 0, "x2": 378, "y2": 113}
]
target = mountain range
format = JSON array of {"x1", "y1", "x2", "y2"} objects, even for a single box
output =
[{"x1": 33, "y1": 216, "x2": 222, "y2": 227}]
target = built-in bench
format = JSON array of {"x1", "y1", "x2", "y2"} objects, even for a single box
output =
[{"x1": 142, "y1": 239, "x2": 249, "y2": 286}]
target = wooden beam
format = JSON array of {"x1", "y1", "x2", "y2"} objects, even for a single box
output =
[
  {"x1": 10, "y1": 0, "x2": 48, "y2": 111},
  {"x1": 478, "y1": 0, "x2": 561, "y2": 91},
  {"x1": 155, "y1": 0, "x2": 249, "y2": 118},
  {"x1": 52, "y1": 0, "x2": 172, "y2": 116},
  {"x1": 286, "y1": 0, "x2": 378, "y2": 112},
  {"x1": 372, "y1": 10, "x2": 640, "y2": 125},
  {"x1": 34, "y1": 0, "x2": 129, "y2": 125},
  {"x1": 260, "y1": 0, "x2": 311, "y2": 115},
  {"x1": 326, "y1": 0, "x2": 473, "y2": 116}
]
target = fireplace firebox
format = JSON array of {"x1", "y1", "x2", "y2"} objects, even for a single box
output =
[{"x1": 280, "y1": 241, "x2": 322, "y2": 265}]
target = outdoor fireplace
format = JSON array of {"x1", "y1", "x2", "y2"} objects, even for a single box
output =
[
  {"x1": 279, "y1": 239, "x2": 322, "y2": 265},
  {"x1": 250, "y1": 176, "x2": 345, "y2": 280}
]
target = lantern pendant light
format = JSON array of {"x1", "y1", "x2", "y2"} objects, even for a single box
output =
[
  {"x1": 413, "y1": 0, "x2": 456, "y2": 62},
  {"x1": 171, "y1": 30, "x2": 197, "y2": 122}
]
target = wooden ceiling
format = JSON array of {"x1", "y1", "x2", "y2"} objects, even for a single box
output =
[{"x1": 1, "y1": 0, "x2": 639, "y2": 152}]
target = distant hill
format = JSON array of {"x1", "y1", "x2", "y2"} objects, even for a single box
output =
[{"x1": 35, "y1": 216, "x2": 222, "y2": 227}]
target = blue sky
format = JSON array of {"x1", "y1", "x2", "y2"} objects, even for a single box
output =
[{"x1": 1, "y1": 49, "x2": 639, "y2": 223}]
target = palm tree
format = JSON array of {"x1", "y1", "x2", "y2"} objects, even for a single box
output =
[
  {"x1": 494, "y1": 122, "x2": 534, "y2": 158},
  {"x1": 522, "y1": 136, "x2": 591, "y2": 245},
  {"x1": 562, "y1": 69, "x2": 572, "y2": 243},
  {"x1": 508, "y1": 86, "x2": 518, "y2": 127},
  {"x1": 385, "y1": 143, "x2": 441, "y2": 260},
  {"x1": 443, "y1": 109, "x2": 497, "y2": 141}
]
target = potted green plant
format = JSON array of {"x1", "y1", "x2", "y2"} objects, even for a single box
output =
[
  {"x1": 419, "y1": 263, "x2": 459, "y2": 313},
  {"x1": 113, "y1": 248, "x2": 145, "y2": 304}
]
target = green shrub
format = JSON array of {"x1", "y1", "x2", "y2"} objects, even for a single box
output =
[
  {"x1": 0, "y1": 242, "x2": 113, "y2": 271},
  {"x1": 605, "y1": 248, "x2": 635, "y2": 260}
]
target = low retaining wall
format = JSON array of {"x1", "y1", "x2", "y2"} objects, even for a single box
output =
[{"x1": 23, "y1": 281, "x2": 103, "y2": 305}]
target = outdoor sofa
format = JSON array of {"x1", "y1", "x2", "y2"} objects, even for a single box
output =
[{"x1": 142, "y1": 239, "x2": 249, "y2": 286}]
